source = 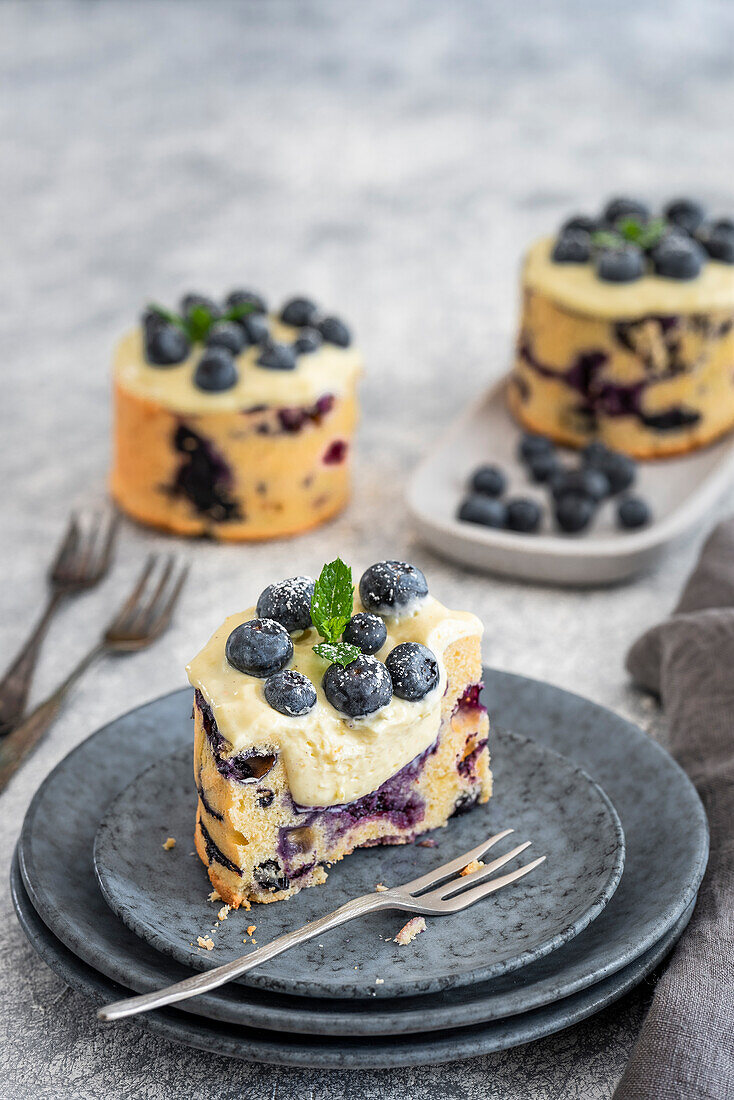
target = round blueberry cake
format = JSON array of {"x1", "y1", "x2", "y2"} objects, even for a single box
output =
[
  {"x1": 186, "y1": 559, "x2": 491, "y2": 906},
  {"x1": 509, "y1": 198, "x2": 734, "y2": 457},
  {"x1": 111, "y1": 292, "x2": 361, "y2": 539}
]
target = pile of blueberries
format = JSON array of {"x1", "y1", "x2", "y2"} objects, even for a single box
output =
[
  {"x1": 224, "y1": 562, "x2": 439, "y2": 720},
  {"x1": 458, "y1": 433, "x2": 651, "y2": 535},
  {"x1": 143, "y1": 291, "x2": 351, "y2": 393},
  {"x1": 552, "y1": 197, "x2": 734, "y2": 283}
]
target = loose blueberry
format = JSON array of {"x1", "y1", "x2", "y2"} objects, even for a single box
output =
[
  {"x1": 225, "y1": 289, "x2": 267, "y2": 314},
  {"x1": 322, "y1": 654, "x2": 392, "y2": 717},
  {"x1": 241, "y1": 313, "x2": 270, "y2": 346},
  {"x1": 318, "y1": 316, "x2": 351, "y2": 348},
  {"x1": 457, "y1": 496, "x2": 508, "y2": 528},
  {"x1": 343, "y1": 613, "x2": 387, "y2": 655},
  {"x1": 257, "y1": 340, "x2": 297, "y2": 371},
  {"x1": 617, "y1": 496, "x2": 652, "y2": 529},
  {"x1": 206, "y1": 321, "x2": 246, "y2": 354},
  {"x1": 552, "y1": 230, "x2": 591, "y2": 264},
  {"x1": 664, "y1": 199, "x2": 705, "y2": 236},
  {"x1": 701, "y1": 226, "x2": 734, "y2": 264},
  {"x1": 555, "y1": 493, "x2": 596, "y2": 534},
  {"x1": 581, "y1": 440, "x2": 610, "y2": 465},
  {"x1": 280, "y1": 297, "x2": 318, "y2": 327},
  {"x1": 256, "y1": 576, "x2": 314, "y2": 633},
  {"x1": 142, "y1": 314, "x2": 190, "y2": 366},
  {"x1": 552, "y1": 467, "x2": 610, "y2": 502},
  {"x1": 602, "y1": 197, "x2": 650, "y2": 226},
  {"x1": 584, "y1": 448, "x2": 636, "y2": 495},
  {"x1": 528, "y1": 451, "x2": 561, "y2": 484},
  {"x1": 518, "y1": 432, "x2": 555, "y2": 464},
  {"x1": 385, "y1": 642, "x2": 439, "y2": 702},
  {"x1": 225, "y1": 618, "x2": 294, "y2": 678},
  {"x1": 359, "y1": 561, "x2": 429, "y2": 615},
  {"x1": 264, "y1": 669, "x2": 317, "y2": 716},
  {"x1": 181, "y1": 293, "x2": 221, "y2": 320},
  {"x1": 561, "y1": 215, "x2": 597, "y2": 235},
  {"x1": 506, "y1": 498, "x2": 542, "y2": 533},
  {"x1": 653, "y1": 235, "x2": 704, "y2": 280},
  {"x1": 470, "y1": 464, "x2": 507, "y2": 498},
  {"x1": 596, "y1": 245, "x2": 645, "y2": 283},
  {"x1": 193, "y1": 348, "x2": 238, "y2": 392},
  {"x1": 294, "y1": 327, "x2": 323, "y2": 355}
]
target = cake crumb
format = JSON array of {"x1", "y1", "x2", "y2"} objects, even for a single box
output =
[
  {"x1": 208, "y1": 889, "x2": 221, "y2": 902},
  {"x1": 217, "y1": 905, "x2": 231, "y2": 921},
  {"x1": 375, "y1": 978, "x2": 384, "y2": 985},
  {"x1": 247, "y1": 925, "x2": 257, "y2": 936},
  {"x1": 418, "y1": 839, "x2": 437, "y2": 848},
  {"x1": 460, "y1": 859, "x2": 485, "y2": 877},
  {"x1": 395, "y1": 916, "x2": 427, "y2": 946},
  {"x1": 162, "y1": 837, "x2": 176, "y2": 850},
  {"x1": 375, "y1": 883, "x2": 388, "y2": 892},
  {"x1": 197, "y1": 935, "x2": 214, "y2": 950}
]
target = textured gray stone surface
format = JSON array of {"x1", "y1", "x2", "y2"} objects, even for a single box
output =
[{"x1": 1, "y1": 0, "x2": 733, "y2": 1096}]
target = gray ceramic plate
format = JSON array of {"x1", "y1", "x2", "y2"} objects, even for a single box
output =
[
  {"x1": 17, "y1": 673, "x2": 708, "y2": 1035},
  {"x1": 11, "y1": 851, "x2": 695, "y2": 1068},
  {"x1": 93, "y1": 731, "x2": 625, "y2": 998}
]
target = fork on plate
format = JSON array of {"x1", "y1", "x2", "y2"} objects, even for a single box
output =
[
  {"x1": 0, "y1": 554, "x2": 188, "y2": 795},
  {"x1": 98, "y1": 829, "x2": 545, "y2": 1022}
]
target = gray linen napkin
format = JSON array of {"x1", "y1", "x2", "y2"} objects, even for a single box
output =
[{"x1": 613, "y1": 519, "x2": 734, "y2": 1100}]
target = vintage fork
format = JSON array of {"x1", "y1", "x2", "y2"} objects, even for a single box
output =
[
  {"x1": 0, "y1": 554, "x2": 189, "y2": 795},
  {"x1": 0, "y1": 512, "x2": 119, "y2": 737},
  {"x1": 98, "y1": 829, "x2": 545, "y2": 1021}
]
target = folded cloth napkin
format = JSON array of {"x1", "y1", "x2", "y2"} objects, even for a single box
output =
[{"x1": 614, "y1": 519, "x2": 734, "y2": 1100}]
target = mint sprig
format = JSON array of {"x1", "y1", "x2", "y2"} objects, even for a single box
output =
[
  {"x1": 592, "y1": 217, "x2": 667, "y2": 254},
  {"x1": 146, "y1": 299, "x2": 257, "y2": 345},
  {"x1": 310, "y1": 558, "x2": 359, "y2": 667}
]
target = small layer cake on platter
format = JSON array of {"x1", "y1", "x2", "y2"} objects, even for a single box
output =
[
  {"x1": 509, "y1": 198, "x2": 734, "y2": 458},
  {"x1": 186, "y1": 559, "x2": 491, "y2": 907},
  {"x1": 111, "y1": 292, "x2": 361, "y2": 540}
]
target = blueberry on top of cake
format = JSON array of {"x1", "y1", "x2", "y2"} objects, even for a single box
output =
[
  {"x1": 186, "y1": 558, "x2": 491, "y2": 906},
  {"x1": 510, "y1": 198, "x2": 734, "y2": 458}
]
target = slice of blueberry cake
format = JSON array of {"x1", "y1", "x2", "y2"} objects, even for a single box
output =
[
  {"x1": 186, "y1": 559, "x2": 491, "y2": 906},
  {"x1": 111, "y1": 292, "x2": 361, "y2": 540}
]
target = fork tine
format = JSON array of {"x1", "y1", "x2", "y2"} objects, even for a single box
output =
[
  {"x1": 422, "y1": 840, "x2": 533, "y2": 904},
  {"x1": 437, "y1": 856, "x2": 546, "y2": 913},
  {"x1": 398, "y1": 829, "x2": 514, "y2": 894},
  {"x1": 144, "y1": 562, "x2": 189, "y2": 638},
  {"x1": 112, "y1": 556, "x2": 157, "y2": 629},
  {"x1": 49, "y1": 513, "x2": 81, "y2": 577},
  {"x1": 75, "y1": 512, "x2": 106, "y2": 578},
  {"x1": 130, "y1": 555, "x2": 175, "y2": 630},
  {"x1": 91, "y1": 511, "x2": 120, "y2": 579}
]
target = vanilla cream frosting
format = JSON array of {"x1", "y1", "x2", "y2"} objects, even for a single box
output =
[
  {"x1": 114, "y1": 317, "x2": 362, "y2": 413},
  {"x1": 524, "y1": 236, "x2": 734, "y2": 319},
  {"x1": 186, "y1": 595, "x2": 482, "y2": 807}
]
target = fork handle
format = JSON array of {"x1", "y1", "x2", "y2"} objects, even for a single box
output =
[
  {"x1": 0, "y1": 644, "x2": 103, "y2": 794},
  {"x1": 0, "y1": 590, "x2": 65, "y2": 737},
  {"x1": 98, "y1": 891, "x2": 398, "y2": 1021}
]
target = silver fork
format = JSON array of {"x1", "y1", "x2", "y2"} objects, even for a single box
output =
[
  {"x1": 0, "y1": 555, "x2": 189, "y2": 795},
  {"x1": 0, "y1": 512, "x2": 119, "y2": 737},
  {"x1": 98, "y1": 829, "x2": 545, "y2": 1022}
]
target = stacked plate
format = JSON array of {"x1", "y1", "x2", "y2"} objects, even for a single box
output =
[{"x1": 12, "y1": 669, "x2": 708, "y2": 1068}]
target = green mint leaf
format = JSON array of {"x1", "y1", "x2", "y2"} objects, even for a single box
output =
[
  {"x1": 313, "y1": 642, "x2": 361, "y2": 668},
  {"x1": 637, "y1": 217, "x2": 667, "y2": 251},
  {"x1": 617, "y1": 217, "x2": 644, "y2": 243},
  {"x1": 222, "y1": 302, "x2": 257, "y2": 322},
  {"x1": 311, "y1": 558, "x2": 354, "y2": 644},
  {"x1": 185, "y1": 304, "x2": 215, "y2": 343},
  {"x1": 147, "y1": 303, "x2": 187, "y2": 332},
  {"x1": 592, "y1": 229, "x2": 624, "y2": 250}
]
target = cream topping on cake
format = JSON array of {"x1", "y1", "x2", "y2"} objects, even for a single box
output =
[
  {"x1": 186, "y1": 595, "x2": 482, "y2": 807},
  {"x1": 524, "y1": 236, "x2": 734, "y2": 319},
  {"x1": 114, "y1": 317, "x2": 362, "y2": 413}
]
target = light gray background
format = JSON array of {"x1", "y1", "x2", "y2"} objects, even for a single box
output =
[{"x1": 1, "y1": 1, "x2": 732, "y2": 1097}]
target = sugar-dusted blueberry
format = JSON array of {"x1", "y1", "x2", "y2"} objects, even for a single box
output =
[
  {"x1": 518, "y1": 432, "x2": 554, "y2": 464},
  {"x1": 343, "y1": 612, "x2": 387, "y2": 655},
  {"x1": 193, "y1": 347, "x2": 238, "y2": 392},
  {"x1": 457, "y1": 496, "x2": 507, "y2": 528},
  {"x1": 470, "y1": 464, "x2": 507, "y2": 498},
  {"x1": 385, "y1": 642, "x2": 439, "y2": 702},
  {"x1": 552, "y1": 467, "x2": 610, "y2": 502},
  {"x1": 664, "y1": 198, "x2": 705, "y2": 235},
  {"x1": 552, "y1": 230, "x2": 591, "y2": 264},
  {"x1": 506, "y1": 498, "x2": 542, "y2": 533},
  {"x1": 142, "y1": 313, "x2": 190, "y2": 366},
  {"x1": 653, "y1": 235, "x2": 704, "y2": 280},
  {"x1": 602, "y1": 197, "x2": 650, "y2": 226},
  {"x1": 528, "y1": 450, "x2": 561, "y2": 484},
  {"x1": 225, "y1": 288, "x2": 267, "y2": 314},
  {"x1": 584, "y1": 447, "x2": 636, "y2": 495},
  {"x1": 181, "y1": 293, "x2": 221, "y2": 320},
  {"x1": 318, "y1": 316, "x2": 351, "y2": 348},
  {"x1": 264, "y1": 669, "x2": 317, "y2": 716},
  {"x1": 561, "y1": 214, "x2": 597, "y2": 235},
  {"x1": 294, "y1": 327, "x2": 323, "y2": 355},
  {"x1": 225, "y1": 618, "x2": 294, "y2": 678},
  {"x1": 241, "y1": 313, "x2": 270, "y2": 346},
  {"x1": 597, "y1": 245, "x2": 645, "y2": 283},
  {"x1": 281, "y1": 296, "x2": 318, "y2": 327},
  {"x1": 701, "y1": 225, "x2": 734, "y2": 264},
  {"x1": 359, "y1": 561, "x2": 428, "y2": 615},
  {"x1": 617, "y1": 496, "x2": 652, "y2": 530},
  {"x1": 206, "y1": 320, "x2": 246, "y2": 354},
  {"x1": 256, "y1": 575, "x2": 314, "y2": 633},
  {"x1": 555, "y1": 493, "x2": 596, "y2": 534},
  {"x1": 257, "y1": 339, "x2": 297, "y2": 371},
  {"x1": 322, "y1": 654, "x2": 392, "y2": 717}
]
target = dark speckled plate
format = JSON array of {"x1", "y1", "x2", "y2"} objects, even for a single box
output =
[{"x1": 93, "y1": 731, "x2": 625, "y2": 998}]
